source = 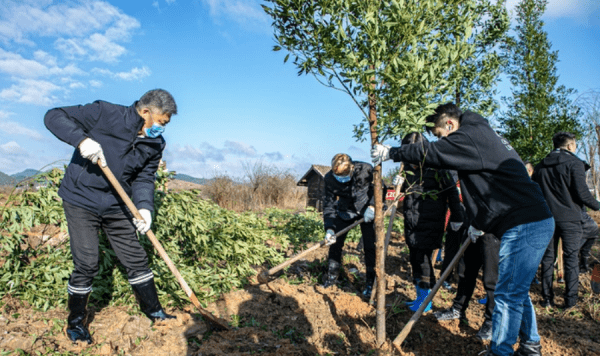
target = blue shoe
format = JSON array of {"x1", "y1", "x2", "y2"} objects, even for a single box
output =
[
  {"x1": 478, "y1": 297, "x2": 487, "y2": 305},
  {"x1": 408, "y1": 286, "x2": 432, "y2": 312},
  {"x1": 436, "y1": 249, "x2": 443, "y2": 262}
]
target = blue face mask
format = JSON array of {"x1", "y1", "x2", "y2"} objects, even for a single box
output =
[
  {"x1": 144, "y1": 123, "x2": 165, "y2": 138},
  {"x1": 334, "y1": 174, "x2": 351, "y2": 183}
]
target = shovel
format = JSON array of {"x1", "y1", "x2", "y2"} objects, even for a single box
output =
[
  {"x1": 592, "y1": 263, "x2": 600, "y2": 294},
  {"x1": 257, "y1": 218, "x2": 365, "y2": 284},
  {"x1": 393, "y1": 237, "x2": 473, "y2": 351},
  {"x1": 99, "y1": 164, "x2": 230, "y2": 331}
]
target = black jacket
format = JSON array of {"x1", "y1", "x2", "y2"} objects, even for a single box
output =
[
  {"x1": 323, "y1": 161, "x2": 377, "y2": 231},
  {"x1": 532, "y1": 149, "x2": 599, "y2": 222},
  {"x1": 45, "y1": 100, "x2": 165, "y2": 214},
  {"x1": 402, "y1": 165, "x2": 464, "y2": 249},
  {"x1": 389, "y1": 111, "x2": 552, "y2": 238}
]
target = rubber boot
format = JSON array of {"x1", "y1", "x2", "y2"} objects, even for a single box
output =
[
  {"x1": 408, "y1": 285, "x2": 432, "y2": 312},
  {"x1": 322, "y1": 260, "x2": 340, "y2": 288},
  {"x1": 404, "y1": 279, "x2": 419, "y2": 306},
  {"x1": 131, "y1": 279, "x2": 175, "y2": 321},
  {"x1": 514, "y1": 340, "x2": 542, "y2": 356},
  {"x1": 66, "y1": 292, "x2": 93, "y2": 344},
  {"x1": 362, "y1": 269, "x2": 375, "y2": 299}
]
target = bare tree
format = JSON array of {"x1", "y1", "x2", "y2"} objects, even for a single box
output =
[{"x1": 577, "y1": 89, "x2": 600, "y2": 199}]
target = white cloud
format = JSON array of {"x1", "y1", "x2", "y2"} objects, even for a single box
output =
[
  {"x1": 166, "y1": 0, "x2": 176, "y2": 4},
  {"x1": 0, "y1": 141, "x2": 27, "y2": 156},
  {"x1": 89, "y1": 80, "x2": 103, "y2": 88},
  {"x1": 0, "y1": 79, "x2": 62, "y2": 106},
  {"x1": 0, "y1": 111, "x2": 44, "y2": 140},
  {"x1": 201, "y1": 0, "x2": 270, "y2": 31},
  {"x1": 93, "y1": 66, "x2": 152, "y2": 81},
  {"x1": 69, "y1": 81, "x2": 86, "y2": 89},
  {"x1": 224, "y1": 140, "x2": 257, "y2": 157}
]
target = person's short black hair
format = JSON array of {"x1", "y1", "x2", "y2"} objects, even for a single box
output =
[
  {"x1": 401, "y1": 132, "x2": 428, "y2": 145},
  {"x1": 136, "y1": 89, "x2": 177, "y2": 115},
  {"x1": 425, "y1": 103, "x2": 462, "y2": 133},
  {"x1": 552, "y1": 132, "x2": 576, "y2": 149}
]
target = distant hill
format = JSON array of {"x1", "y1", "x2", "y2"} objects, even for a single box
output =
[
  {"x1": 174, "y1": 173, "x2": 208, "y2": 185},
  {"x1": 11, "y1": 169, "x2": 41, "y2": 182},
  {"x1": 0, "y1": 171, "x2": 16, "y2": 186}
]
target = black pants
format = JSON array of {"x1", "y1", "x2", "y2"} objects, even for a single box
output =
[
  {"x1": 63, "y1": 201, "x2": 153, "y2": 294},
  {"x1": 452, "y1": 233, "x2": 500, "y2": 322},
  {"x1": 541, "y1": 221, "x2": 582, "y2": 305},
  {"x1": 328, "y1": 216, "x2": 375, "y2": 271},
  {"x1": 442, "y1": 224, "x2": 467, "y2": 281},
  {"x1": 409, "y1": 248, "x2": 436, "y2": 289},
  {"x1": 580, "y1": 212, "x2": 599, "y2": 261}
]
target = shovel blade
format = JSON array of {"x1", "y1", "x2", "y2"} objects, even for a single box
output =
[{"x1": 592, "y1": 264, "x2": 600, "y2": 294}]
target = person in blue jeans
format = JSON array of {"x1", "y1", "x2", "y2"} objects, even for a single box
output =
[{"x1": 371, "y1": 103, "x2": 554, "y2": 356}]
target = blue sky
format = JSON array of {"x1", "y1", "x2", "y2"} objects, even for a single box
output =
[{"x1": 1, "y1": 0, "x2": 599, "y2": 179}]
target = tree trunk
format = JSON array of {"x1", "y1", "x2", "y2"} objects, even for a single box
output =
[{"x1": 368, "y1": 92, "x2": 386, "y2": 347}]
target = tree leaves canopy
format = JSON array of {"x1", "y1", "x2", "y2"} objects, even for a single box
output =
[{"x1": 263, "y1": 0, "x2": 505, "y2": 141}]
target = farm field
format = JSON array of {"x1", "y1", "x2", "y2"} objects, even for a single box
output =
[{"x1": 1, "y1": 177, "x2": 599, "y2": 356}]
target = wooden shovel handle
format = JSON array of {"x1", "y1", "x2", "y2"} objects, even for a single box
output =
[
  {"x1": 258, "y1": 218, "x2": 365, "y2": 282},
  {"x1": 99, "y1": 164, "x2": 229, "y2": 331},
  {"x1": 393, "y1": 237, "x2": 473, "y2": 350}
]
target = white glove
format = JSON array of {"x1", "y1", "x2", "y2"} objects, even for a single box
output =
[
  {"x1": 133, "y1": 209, "x2": 152, "y2": 234},
  {"x1": 468, "y1": 226, "x2": 484, "y2": 243},
  {"x1": 324, "y1": 229, "x2": 336, "y2": 246},
  {"x1": 79, "y1": 138, "x2": 106, "y2": 167},
  {"x1": 370, "y1": 144, "x2": 391, "y2": 166},
  {"x1": 450, "y1": 222, "x2": 463, "y2": 231},
  {"x1": 392, "y1": 174, "x2": 405, "y2": 187},
  {"x1": 364, "y1": 206, "x2": 375, "y2": 222}
]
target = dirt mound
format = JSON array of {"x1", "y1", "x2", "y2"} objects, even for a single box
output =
[{"x1": 2, "y1": 236, "x2": 599, "y2": 355}]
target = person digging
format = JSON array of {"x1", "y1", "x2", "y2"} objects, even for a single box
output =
[
  {"x1": 372, "y1": 103, "x2": 554, "y2": 356},
  {"x1": 321, "y1": 153, "x2": 381, "y2": 299},
  {"x1": 44, "y1": 89, "x2": 178, "y2": 344}
]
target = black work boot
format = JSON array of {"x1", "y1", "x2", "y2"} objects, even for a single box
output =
[
  {"x1": 514, "y1": 340, "x2": 542, "y2": 356},
  {"x1": 323, "y1": 260, "x2": 340, "y2": 288},
  {"x1": 66, "y1": 293, "x2": 92, "y2": 344},
  {"x1": 362, "y1": 269, "x2": 376, "y2": 299},
  {"x1": 131, "y1": 279, "x2": 176, "y2": 322},
  {"x1": 476, "y1": 319, "x2": 493, "y2": 341}
]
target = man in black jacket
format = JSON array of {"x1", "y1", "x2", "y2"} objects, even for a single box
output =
[
  {"x1": 45, "y1": 89, "x2": 177, "y2": 344},
  {"x1": 322, "y1": 153, "x2": 378, "y2": 298},
  {"x1": 532, "y1": 132, "x2": 600, "y2": 309},
  {"x1": 371, "y1": 103, "x2": 554, "y2": 356}
]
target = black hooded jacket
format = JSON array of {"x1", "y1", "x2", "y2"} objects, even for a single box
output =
[
  {"x1": 323, "y1": 161, "x2": 379, "y2": 231},
  {"x1": 402, "y1": 165, "x2": 464, "y2": 249},
  {"x1": 532, "y1": 149, "x2": 599, "y2": 222},
  {"x1": 388, "y1": 111, "x2": 552, "y2": 238}
]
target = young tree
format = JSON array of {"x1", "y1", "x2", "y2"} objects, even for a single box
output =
[
  {"x1": 499, "y1": 0, "x2": 582, "y2": 164},
  {"x1": 263, "y1": 0, "x2": 507, "y2": 346}
]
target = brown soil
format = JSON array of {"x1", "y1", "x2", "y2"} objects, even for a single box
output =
[{"x1": 1, "y1": 233, "x2": 599, "y2": 355}]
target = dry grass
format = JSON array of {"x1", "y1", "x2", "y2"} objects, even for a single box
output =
[{"x1": 202, "y1": 161, "x2": 307, "y2": 212}]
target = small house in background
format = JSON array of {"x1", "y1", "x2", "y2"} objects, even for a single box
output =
[{"x1": 297, "y1": 165, "x2": 331, "y2": 212}]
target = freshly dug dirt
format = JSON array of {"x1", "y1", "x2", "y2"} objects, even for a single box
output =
[{"x1": 1, "y1": 233, "x2": 599, "y2": 355}]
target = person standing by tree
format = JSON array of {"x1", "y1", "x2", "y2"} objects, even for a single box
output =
[
  {"x1": 532, "y1": 132, "x2": 600, "y2": 309},
  {"x1": 44, "y1": 89, "x2": 178, "y2": 344},
  {"x1": 399, "y1": 132, "x2": 464, "y2": 312},
  {"x1": 371, "y1": 103, "x2": 554, "y2": 356},
  {"x1": 321, "y1": 154, "x2": 379, "y2": 299}
]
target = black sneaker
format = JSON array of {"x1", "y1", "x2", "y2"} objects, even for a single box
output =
[
  {"x1": 476, "y1": 319, "x2": 493, "y2": 341},
  {"x1": 434, "y1": 307, "x2": 467, "y2": 323},
  {"x1": 539, "y1": 298, "x2": 554, "y2": 308}
]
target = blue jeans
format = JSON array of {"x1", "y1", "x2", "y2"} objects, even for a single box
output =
[{"x1": 491, "y1": 217, "x2": 554, "y2": 356}]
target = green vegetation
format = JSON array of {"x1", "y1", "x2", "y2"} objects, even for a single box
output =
[{"x1": 0, "y1": 169, "x2": 332, "y2": 311}]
